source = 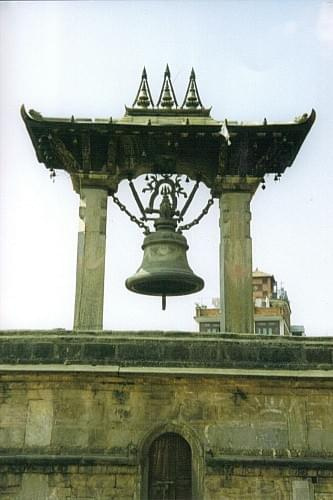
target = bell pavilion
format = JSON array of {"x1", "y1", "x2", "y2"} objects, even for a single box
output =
[
  {"x1": 0, "y1": 67, "x2": 332, "y2": 500},
  {"x1": 21, "y1": 65, "x2": 315, "y2": 333}
]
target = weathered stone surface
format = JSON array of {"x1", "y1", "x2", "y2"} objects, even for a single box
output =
[
  {"x1": 25, "y1": 400, "x2": 53, "y2": 447},
  {"x1": 19, "y1": 473, "x2": 48, "y2": 500},
  {"x1": 0, "y1": 331, "x2": 333, "y2": 498},
  {"x1": 0, "y1": 367, "x2": 332, "y2": 497},
  {"x1": 292, "y1": 479, "x2": 314, "y2": 500},
  {"x1": 0, "y1": 331, "x2": 332, "y2": 370},
  {"x1": 219, "y1": 181, "x2": 259, "y2": 334},
  {"x1": 73, "y1": 188, "x2": 108, "y2": 331},
  {"x1": 0, "y1": 460, "x2": 332, "y2": 499},
  {"x1": 0, "y1": 466, "x2": 138, "y2": 499}
]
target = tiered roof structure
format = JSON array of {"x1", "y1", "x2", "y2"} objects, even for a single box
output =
[{"x1": 22, "y1": 65, "x2": 315, "y2": 194}]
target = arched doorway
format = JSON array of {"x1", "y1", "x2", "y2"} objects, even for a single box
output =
[{"x1": 148, "y1": 432, "x2": 192, "y2": 500}]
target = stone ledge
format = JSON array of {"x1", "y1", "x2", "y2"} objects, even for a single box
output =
[
  {"x1": 1, "y1": 364, "x2": 333, "y2": 379},
  {"x1": 207, "y1": 456, "x2": 333, "y2": 470},
  {"x1": 0, "y1": 454, "x2": 136, "y2": 466},
  {"x1": 1, "y1": 330, "x2": 332, "y2": 341},
  {"x1": 0, "y1": 331, "x2": 332, "y2": 371},
  {"x1": 0, "y1": 454, "x2": 332, "y2": 471}
]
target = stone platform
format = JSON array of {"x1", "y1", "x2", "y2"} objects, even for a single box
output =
[{"x1": 0, "y1": 331, "x2": 333, "y2": 499}]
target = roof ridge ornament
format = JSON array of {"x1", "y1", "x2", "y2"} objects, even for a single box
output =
[
  {"x1": 157, "y1": 64, "x2": 178, "y2": 109},
  {"x1": 132, "y1": 67, "x2": 154, "y2": 108},
  {"x1": 125, "y1": 67, "x2": 211, "y2": 117},
  {"x1": 181, "y1": 68, "x2": 203, "y2": 109}
]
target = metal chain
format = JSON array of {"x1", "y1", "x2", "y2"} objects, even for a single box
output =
[
  {"x1": 177, "y1": 197, "x2": 215, "y2": 232},
  {"x1": 111, "y1": 193, "x2": 150, "y2": 234},
  {"x1": 112, "y1": 187, "x2": 214, "y2": 235}
]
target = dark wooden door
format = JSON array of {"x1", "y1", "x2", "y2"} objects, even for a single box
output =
[{"x1": 148, "y1": 432, "x2": 192, "y2": 500}]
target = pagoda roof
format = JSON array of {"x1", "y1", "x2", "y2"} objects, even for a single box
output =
[
  {"x1": 20, "y1": 67, "x2": 316, "y2": 192},
  {"x1": 21, "y1": 105, "x2": 315, "y2": 133},
  {"x1": 21, "y1": 104, "x2": 315, "y2": 192}
]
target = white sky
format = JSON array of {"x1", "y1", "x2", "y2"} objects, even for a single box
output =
[{"x1": 0, "y1": 1, "x2": 333, "y2": 334}]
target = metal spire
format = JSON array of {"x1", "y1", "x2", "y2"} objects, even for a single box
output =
[
  {"x1": 157, "y1": 64, "x2": 178, "y2": 109},
  {"x1": 132, "y1": 67, "x2": 154, "y2": 108},
  {"x1": 181, "y1": 68, "x2": 204, "y2": 109}
]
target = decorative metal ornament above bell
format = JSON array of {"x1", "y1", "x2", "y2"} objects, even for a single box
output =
[{"x1": 125, "y1": 176, "x2": 205, "y2": 310}]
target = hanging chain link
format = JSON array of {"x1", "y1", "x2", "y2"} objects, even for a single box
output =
[
  {"x1": 112, "y1": 177, "x2": 214, "y2": 235},
  {"x1": 111, "y1": 192, "x2": 150, "y2": 234},
  {"x1": 177, "y1": 197, "x2": 214, "y2": 232}
]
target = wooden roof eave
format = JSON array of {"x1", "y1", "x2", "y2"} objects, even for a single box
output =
[
  {"x1": 227, "y1": 109, "x2": 316, "y2": 135},
  {"x1": 21, "y1": 105, "x2": 316, "y2": 176},
  {"x1": 21, "y1": 105, "x2": 46, "y2": 164},
  {"x1": 21, "y1": 106, "x2": 315, "y2": 140},
  {"x1": 226, "y1": 109, "x2": 316, "y2": 172},
  {"x1": 21, "y1": 106, "x2": 223, "y2": 136}
]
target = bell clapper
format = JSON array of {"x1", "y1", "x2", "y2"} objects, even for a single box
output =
[{"x1": 162, "y1": 294, "x2": 166, "y2": 311}]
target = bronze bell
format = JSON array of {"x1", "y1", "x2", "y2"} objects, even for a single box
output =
[{"x1": 126, "y1": 193, "x2": 204, "y2": 309}]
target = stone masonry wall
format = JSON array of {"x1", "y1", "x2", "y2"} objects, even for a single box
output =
[
  {"x1": 0, "y1": 464, "x2": 136, "y2": 500},
  {"x1": 0, "y1": 369, "x2": 333, "y2": 499},
  {"x1": 1, "y1": 464, "x2": 333, "y2": 500}
]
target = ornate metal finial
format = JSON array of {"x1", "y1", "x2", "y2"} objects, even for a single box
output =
[
  {"x1": 112, "y1": 173, "x2": 214, "y2": 237},
  {"x1": 181, "y1": 67, "x2": 203, "y2": 109},
  {"x1": 132, "y1": 67, "x2": 154, "y2": 108},
  {"x1": 159, "y1": 187, "x2": 173, "y2": 220},
  {"x1": 157, "y1": 64, "x2": 178, "y2": 109}
]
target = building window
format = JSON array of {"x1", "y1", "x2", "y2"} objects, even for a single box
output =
[
  {"x1": 200, "y1": 322, "x2": 220, "y2": 333},
  {"x1": 255, "y1": 320, "x2": 280, "y2": 335},
  {"x1": 148, "y1": 432, "x2": 192, "y2": 500}
]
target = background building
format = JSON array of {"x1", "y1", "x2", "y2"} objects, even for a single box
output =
[{"x1": 195, "y1": 269, "x2": 305, "y2": 336}]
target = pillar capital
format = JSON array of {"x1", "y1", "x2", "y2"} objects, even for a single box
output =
[
  {"x1": 212, "y1": 175, "x2": 261, "y2": 198},
  {"x1": 70, "y1": 172, "x2": 119, "y2": 195}
]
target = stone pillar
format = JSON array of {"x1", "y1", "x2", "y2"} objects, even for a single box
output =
[
  {"x1": 73, "y1": 187, "x2": 108, "y2": 330},
  {"x1": 218, "y1": 177, "x2": 259, "y2": 333}
]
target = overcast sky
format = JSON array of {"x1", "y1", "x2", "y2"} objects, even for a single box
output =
[{"x1": 1, "y1": 1, "x2": 333, "y2": 334}]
